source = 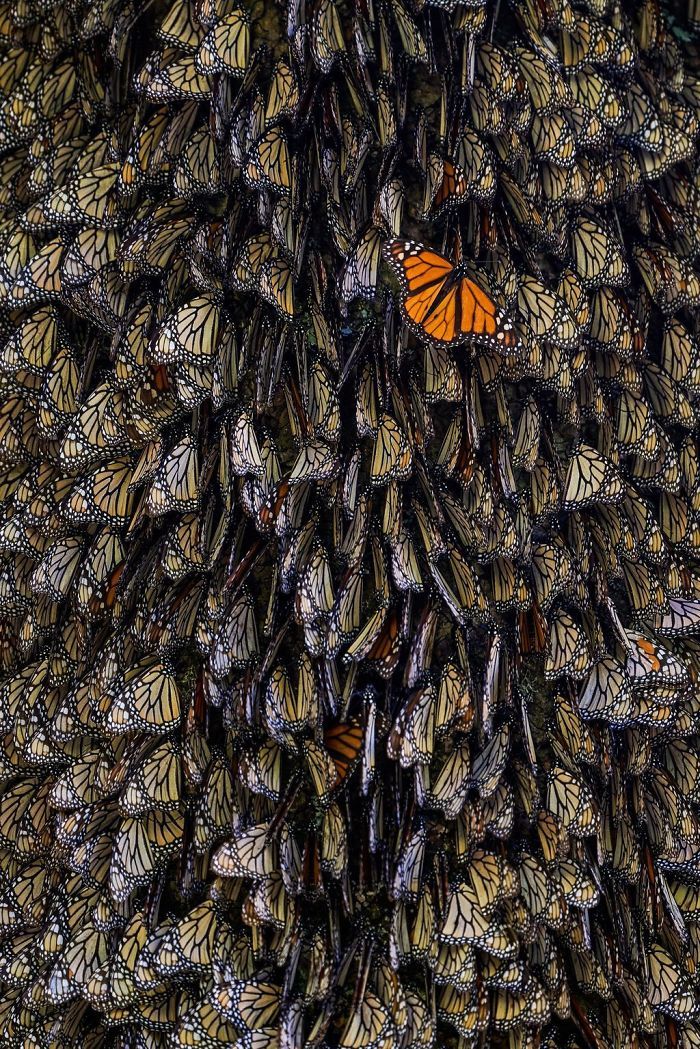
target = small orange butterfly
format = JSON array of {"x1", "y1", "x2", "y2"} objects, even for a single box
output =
[
  {"x1": 428, "y1": 158, "x2": 469, "y2": 216},
  {"x1": 384, "y1": 238, "x2": 518, "y2": 351}
]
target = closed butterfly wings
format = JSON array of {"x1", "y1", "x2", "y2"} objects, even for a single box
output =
[{"x1": 384, "y1": 239, "x2": 519, "y2": 352}]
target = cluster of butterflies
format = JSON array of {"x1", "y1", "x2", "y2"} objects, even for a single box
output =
[{"x1": 1, "y1": 0, "x2": 700, "y2": 1046}]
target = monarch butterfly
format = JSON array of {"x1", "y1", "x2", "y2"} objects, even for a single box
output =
[
  {"x1": 629, "y1": 431, "x2": 681, "y2": 493},
  {"x1": 570, "y1": 214, "x2": 630, "y2": 289},
  {"x1": 436, "y1": 983, "x2": 486, "y2": 1034},
  {"x1": 416, "y1": 743, "x2": 471, "y2": 819},
  {"x1": 384, "y1": 239, "x2": 518, "y2": 351},
  {"x1": 193, "y1": 754, "x2": 235, "y2": 854},
  {"x1": 323, "y1": 719, "x2": 364, "y2": 780},
  {"x1": 46, "y1": 924, "x2": 110, "y2": 1004},
  {"x1": 154, "y1": 899, "x2": 222, "y2": 975},
  {"x1": 624, "y1": 634, "x2": 689, "y2": 691},
  {"x1": 662, "y1": 318, "x2": 700, "y2": 395},
  {"x1": 494, "y1": 981, "x2": 551, "y2": 1031},
  {"x1": 109, "y1": 809, "x2": 184, "y2": 900},
  {"x1": 391, "y1": 826, "x2": 426, "y2": 902},
  {"x1": 428, "y1": 544, "x2": 490, "y2": 628},
  {"x1": 476, "y1": 40, "x2": 517, "y2": 98},
  {"x1": 153, "y1": 296, "x2": 221, "y2": 367},
  {"x1": 210, "y1": 978, "x2": 281, "y2": 1037},
  {"x1": 389, "y1": 0, "x2": 428, "y2": 63},
  {"x1": 635, "y1": 244, "x2": 700, "y2": 312},
  {"x1": 210, "y1": 588, "x2": 259, "y2": 677},
  {"x1": 663, "y1": 738, "x2": 700, "y2": 803},
  {"x1": 102, "y1": 658, "x2": 181, "y2": 735},
  {"x1": 327, "y1": 568, "x2": 363, "y2": 656},
  {"x1": 260, "y1": 255, "x2": 295, "y2": 319},
  {"x1": 517, "y1": 47, "x2": 569, "y2": 106},
  {"x1": 64, "y1": 459, "x2": 136, "y2": 527},
  {"x1": 370, "y1": 412, "x2": 413, "y2": 485},
  {"x1": 195, "y1": 10, "x2": 250, "y2": 76},
  {"x1": 649, "y1": 598, "x2": 700, "y2": 637},
  {"x1": 30, "y1": 537, "x2": 83, "y2": 602},
  {"x1": 245, "y1": 128, "x2": 292, "y2": 196},
  {"x1": 512, "y1": 399, "x2": 540, "y2": 473},
  {"x1": 422, "y1": 343, "x2": 462, "y2": 408},
  {"x1": 546, "y1": 767, "x2": 599, "y2": 835},
  {"x1": 211, "y1": 821, "x2": 279, "y2": 881},
  {"x1": 296, "y1": 542, "x2": 334, "y2": 624},
  {"x1": 470, "y1": 724, "x2": 510, "y2": 799},
  {"x1": 338, "y1": 991, "x2": 396, "y2": 1049},
  {"x1": 51, "y1": 164, "x2": 122, "y2": 228},
  {"x1": 143, "y1": 55, "x2": 212, "y2": 102},
  {"x1": 147, "y1": 434, "x2": 200, "y2": 515},
  {"x1": 311, "y1": 0, "x2": 346, "y2": 72},
  {"x1": 289, "y1": 438, "x2": 341, "y2": 483},
  {"x1": 621, "y1": 82, "x2": 663, "y2": 150},
  {"x1": 516, "y1": 275, "x2": 580, "y2": 347},
  {"x1": 246, "y1": 868, "x2": 290, "y2": 929},
  {"x1": 306, "y1": 358, "x2": 340, "y2": 442},
  {"x1": 376, "y1": 76, "x2": 398, "y2": 151},
  {"x1": 645, "y1": 361, "x2": 696, "y2": 428},
  {"x1": 265, "y1": 658, "x2": 317, "y2": 742},
  {"x1": 518, "y1": 851, "x2": 559, "y2": 925},
  {"x1": 647, "y1": 944, "x2": 698, "y2": 1021},
  {"x1": 318, "y1": 802, "x2": 348, "y2": 879},
  {"x1": 101, "y1": 910, "x2": 150, "y2": 1004},
  {"x1": 9, "y1": 236, "x2": 66, "y2": 306},
  {"x1": 228, "y1": 409, "x2": 264, "y2": 478},
  {"x1": 151, "y1": 1000, "x2": 224, "y2": 1044},
  {"x1": 545, "y1": 610, "x2": 592, "y2": 680},
  {"x1": 120, "y1": 739, "x2": 182, "y2": 816},
  {"x1": 490, "y1": 557, "x2": 529, "y2": 612},
  {"x1": 161, "y1": 511, "x2": 209, "y2": 579},
  {"x1": 387, "y1": 685, "x2": 435, "y2": 768},
  {"x1": 340, "y1": 226, "x2": 383, "y2": 308},
  {"x1": 377, "y1": 176, "x2": 404, "y2": 236},
  {"x1": 562, "y1": 443, "x2": 624, "y2": 510},
  {"x1": 265, "y1": 60, "x2": 299, "y2": 124},
  {"x1": 531, "y1": 110, "x2": 577, "y2": 167},
  {"x1": 441, "y1": 924, "x2": 485, "y2": 984},
  {"x1": 423, "y1": 155, "x2": 469, "y2": 217},
  {"x1": 569, "y1": 67, "x2": 623, "y2": 128},
  {"x1": 440, "y1": 880, "x2": 517, "y2": 957},
  {"x1": 156, "y1": 3, "x2": 203, "y2": 48}
]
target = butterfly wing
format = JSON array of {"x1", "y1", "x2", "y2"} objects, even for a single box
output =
[
  {"x1": 385, "y1": 238, "x2": 451, "y2": 296},
  {"x1": 384, "y1": 239, "x2": 515, "y2": 350}
]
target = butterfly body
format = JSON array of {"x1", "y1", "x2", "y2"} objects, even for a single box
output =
[{"x1": 384, "y1": 239, "x2": 518, "y2": 351}]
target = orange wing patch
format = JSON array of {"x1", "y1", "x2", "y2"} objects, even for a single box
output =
[
  {"x1": 419, "y1": 286, "x2": 458, "y2": 343},
  {"x1": 459, "y1": 277, "x2": 498, "y2": 335},
  {"x1": 635, "y1": 637, "x2": 661, "y2": 672},
  {"x1": 386, "y1": 241, "x2": 452, "y2": 291},
  {"x1": 403, "y1": 280, "x2": 449, "y2": 328}
]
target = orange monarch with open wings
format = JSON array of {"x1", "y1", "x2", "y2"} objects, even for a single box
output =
[{"x1": 384, "y1": 239, "x2": 519, "y2": 351}]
